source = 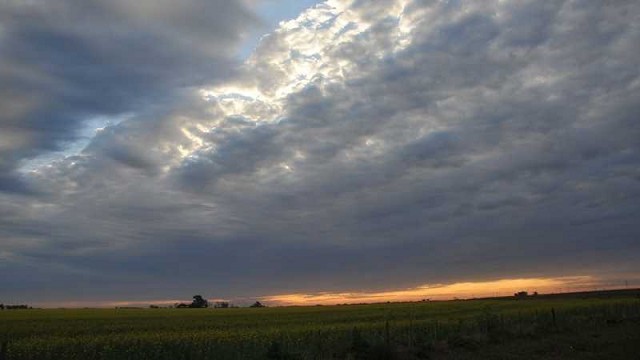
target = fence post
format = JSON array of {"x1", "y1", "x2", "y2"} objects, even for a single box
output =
[
  {"x1": 385, "y1": 320, "x2": 390, "y2": 346},
  {"x1": 409, "y1": 316, "x2": 414, "y2": 350},
  {"x1": 551, "y1": 308, "x2": 557, "y2": 329},
  {"x1": 0, "y1": 341, "x2": 7, "y2": 360}
]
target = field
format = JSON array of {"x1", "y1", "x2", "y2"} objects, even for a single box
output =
[{"x1": 1, "y1": 290, "x2": 640, "y2": 359}]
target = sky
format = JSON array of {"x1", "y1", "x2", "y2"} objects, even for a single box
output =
[{"x1": 1, "y1": 0, "x2": 639, "y2": 307}]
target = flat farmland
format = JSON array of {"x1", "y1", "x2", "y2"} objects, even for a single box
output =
[{"x1": 1, "y1": 291, "x2": 639, "y2": 359}]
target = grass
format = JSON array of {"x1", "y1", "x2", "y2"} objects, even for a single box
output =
[{"x1": 1, "y1": 292, "x2": 639, "y2": 359}]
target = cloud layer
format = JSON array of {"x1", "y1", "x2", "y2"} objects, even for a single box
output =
[
  {"x1": 1, "y1": 0, "x2": 640, "y2": 304},
  {"x1": 0, "y1": 0, "x2": 258, "y2": 192}
]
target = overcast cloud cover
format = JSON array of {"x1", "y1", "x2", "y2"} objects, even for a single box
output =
[{"x1": 1, "y1": 0, "x2": 640, "y2": 305}]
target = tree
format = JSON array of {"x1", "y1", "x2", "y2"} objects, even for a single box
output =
[
  {"x1": 214, "y1": 301, "x2": 230, "y2": 308},
  {"x1": 250, "y1": 301, "x2": 266, "y2": 308},
  {"x1": 190, "y1": 295, "x2": 209, "y2": 308},
  {"x1": 514, "y1": 291, "x2": 529, "y2": 299}
]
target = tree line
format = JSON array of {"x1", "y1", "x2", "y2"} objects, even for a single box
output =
[
  {"x1": 168, "y1": 296, "x2": 266, "y2": 309},
  {"x1": 0, "y1": 304, "x2": 31, "y2": 310}
]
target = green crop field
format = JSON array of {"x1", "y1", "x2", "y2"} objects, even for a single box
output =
[{"x1": 1, "y1": 291, "x2": 640, "y2": 359}]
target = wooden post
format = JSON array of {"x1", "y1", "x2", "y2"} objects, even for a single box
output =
[
  {"x1": 385, "y1": 320, "x2": 390, "y2": 346},
  {"x1": 434, "y1": 320, "x2": 438, "y2": 340},
  {"x1": 0, "y1": 341, "x2": 7, "y2": 360},
  {"x1": 409, "y1": 316, "x2": 414, "y2": 350},
  {"x1": 551, "y1": 308, "x2": 557, "y2": 329}
]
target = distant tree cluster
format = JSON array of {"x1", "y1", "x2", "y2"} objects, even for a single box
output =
[
  {"x1": 172, "y1": 295, "x2": 267, "y2": 309},
  {"x1": 214, "y1": 301, "x2": 230, "y2": 308},
  {"x1": 0, "y1": 304, "x2": 31, "y2": 310},
  {"x1": 176, "y1": 295, "x2": 209, "y2": 308},
  {"x1": 514, "y1": 291, "x2": 539, "y2": 299}
]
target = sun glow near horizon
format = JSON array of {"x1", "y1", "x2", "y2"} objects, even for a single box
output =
[
  {"x1": 30, "y1": 275, "x2": 631, "y2": 309},
  {"x1": 263, "y1": 276, "x2": 602, "y2": 306}
]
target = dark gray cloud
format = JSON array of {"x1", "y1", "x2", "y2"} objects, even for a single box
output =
[
  {"x1": 1, "y1": 0, "x2": 640, "y2": 305},
  {"x1": 0, "y1": 0, "x2": 258, "y2": 192}
]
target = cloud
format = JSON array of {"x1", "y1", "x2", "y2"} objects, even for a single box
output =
[
  {"x1": 0, "y1": 0, "x2": 259, "y2": 192},
  {"x1": 1, "y1": 0, "x2": 640, "y2": 304}
]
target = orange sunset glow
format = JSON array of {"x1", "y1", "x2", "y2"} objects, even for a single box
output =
[{"x1": 264, "y1": 276, "x2": 602, "y2": 306}]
